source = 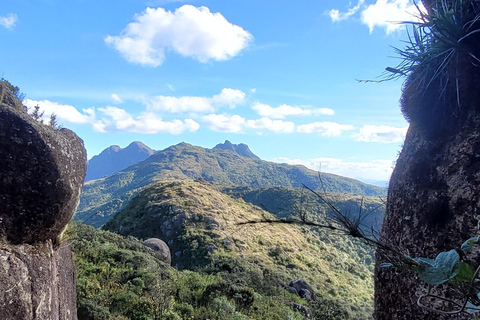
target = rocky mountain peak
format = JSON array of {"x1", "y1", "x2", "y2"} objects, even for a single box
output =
[{"x1": 213, "y1": 140, "x2": 260, "y2": 159}]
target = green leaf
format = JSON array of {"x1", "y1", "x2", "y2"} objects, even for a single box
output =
[
  {"x1": 413, "y1": 250, "x2": 460, "y2": 285},
  {"x1": 450, "y1": 261, "x2": 475, "y2": 284}
]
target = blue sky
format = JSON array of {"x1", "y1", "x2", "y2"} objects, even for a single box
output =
[{"x1": 0, "y1": 0, "x2": 424, "y2": 183}]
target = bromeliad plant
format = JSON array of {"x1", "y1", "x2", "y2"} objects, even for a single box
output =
[{"x1": 363, "y1": 0, "x2": 480, "y2": 125}]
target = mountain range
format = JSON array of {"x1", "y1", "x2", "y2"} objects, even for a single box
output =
[{"x1": 77, "y1": 141, "x2": 386, "y2": 227}]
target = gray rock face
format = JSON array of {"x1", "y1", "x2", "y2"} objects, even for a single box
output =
[
  {"x1": 0, "y1": 242, "x2": 77, "y2": 320},
  {"x1": 144, "y1": 238, "x2": 172, "y2": 265},
  {"x1": 374, "y1": 118, "x2": 480, "y2": 319},
  {"x1": 0, "y1": 83, "x2": 86, "y2": 320}
]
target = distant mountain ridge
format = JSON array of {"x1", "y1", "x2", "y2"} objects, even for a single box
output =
[
  {"x1": 85, "y1": 141, "x2": 155, "y2": 181},
  {"x1": 76, "y1": 141, "x2": 386, "y2": 227}
]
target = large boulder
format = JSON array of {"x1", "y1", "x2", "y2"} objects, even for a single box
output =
[
  {"x1": 0, "y1": 101, "x2": 86, "y2": 244},
  {"x1": 144, "y1": 238, "x2": 172, "y2": 265},
  {"x1": 0, "y1": 82, "x2": 86, "y2": 320}
]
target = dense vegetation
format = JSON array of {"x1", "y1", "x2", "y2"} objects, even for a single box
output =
[
  {"x1": 77, "y1": 142, "x2": 386, "y2": 227},
  {"x1": 70, "y1": 222, "x2": 371, "y2": 319},
  {"x1": 99, "y1": 180, "x2": 375, "y2": 318}
]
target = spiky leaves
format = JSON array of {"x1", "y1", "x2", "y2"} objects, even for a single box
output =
[{"x1": 374, "y1": 0, "x2": 480, "y2": 134}]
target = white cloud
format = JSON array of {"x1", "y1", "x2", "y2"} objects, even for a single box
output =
[
  {"x1": 297, "y1": 121, "x2": 354, "y2": 136},
  {"x1": 212, "y1": 88, "x2": 246, "y2": 108},
  {"x1": 361, "y1": 0, "x2": 423, "y2": 34},
  {"x1": 23, "y1": 99, "x2": 95, "y2": 124},
  {"x1": 147, "y1": 95, "x2": 214, "y2": 113},
  {"x1": 252, "y1": 102, "x2": 334, "y2": 119},
  {"x1": 105, "y1": 5, "x2": 253, "y2": 67},
  {"x1": 246, "y1": 117, "x2": 295, "y2": 133},
  {"x1": 354, "y1": 124, "x2": 408, "y2": 142},
  {"x1": 202, "y1": 114, "x2": 245, "y2": 133},
  {"x1": 273, "y1": 157, "x2": 394, "y2": 182},
  {"x1": 146, "y1": 88, "x2": 246, "y2": 113},
  {"x1": 96, "y1": 106, "x2": 199, "y2": 134},
  {"x1": 329, "y1": 0, "x2": 365, "y2": 22},
  {"x1": 111, "y1": 93, "x2": 123, "y2": 104},
  {"x1": 329, "y1": 0, "x2": 424, "y2": 34},
  {"x1": 0, "y1": 13, "x2": 17, "y2": 29}
]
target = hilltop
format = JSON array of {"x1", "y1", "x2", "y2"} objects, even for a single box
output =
[{"x1": 76, "y1": 141, "x2": 386, "y2": 227}]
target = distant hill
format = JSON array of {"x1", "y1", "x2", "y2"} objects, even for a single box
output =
[
  {"x1": 102, "y1": 180, "x2": 374, "y2": 316},
  {"x1": 85, "y1": 141, "x2": 155, "y2": 181},
  {"x1": 76, "y1": 142, "x2": 387, "y2": 227}
]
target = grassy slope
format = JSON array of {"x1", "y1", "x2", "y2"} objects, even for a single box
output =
[
  {"x1": 102, "y1": 180, "x2": 374, "y2": 316},
  {"x1": 76, "y1": 142, "x2": 386, "y2": 227}
]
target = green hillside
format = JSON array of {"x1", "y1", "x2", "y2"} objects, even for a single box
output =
[
  {"x1": 102, "y1": 180, "x2": 375, "y2": 318},
  {"x1": 220, "y1": 185, "x2": 385, "y2": 231},
  {"x1": 76, "y1": 142, "x2": 386, "y2": 227},
  {"x1": 69, "y1": 222, "x2": 371, "y2": 320}
]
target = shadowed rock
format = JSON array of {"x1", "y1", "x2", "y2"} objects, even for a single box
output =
[
  {"x1": 144, "y1": 238, "x2": 172, "y2": 265},
  {"x1": 0, "y1": 82, "x2": 86, "y2": 320},
  {"x1": 289, "y1": 279, "x2": 316, "y2": 301}
]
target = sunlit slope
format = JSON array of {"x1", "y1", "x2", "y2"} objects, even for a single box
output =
[{"x1": 103, "y1": 180, "x2": 374, "y2": 310}]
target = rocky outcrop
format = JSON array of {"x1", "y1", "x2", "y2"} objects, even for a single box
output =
[
  {"x1": 374, "y1": 1, "x2": 480, "y2": 318},
  {"x1": 0, "y1": 83, "x2": 86, "y2": 320},
  {"x1": 143, "y1": 238, "x2": 171, "y2": 265},
  {"x1": 374, "y1": 119, "x2": 480, "y2": 319},
  {"x1": 213, "y1": 140, "x2": 260, "y2": 159}
]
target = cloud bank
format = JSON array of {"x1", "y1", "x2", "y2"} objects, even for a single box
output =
[
  {"x1": 23, "y1": 99, "x2": 95, "y2": 124},
  {"x1": 145, "y1": 88, "x2": 246, "y2": 113},
  {"x1": 273, "y1": 156, "x2": 394, "y2": 182},
  {"x1": 25, "y1": 89, "x2": 403, "y2": 142},
  {"x1": 94, "y1": 107, "x2": 199, "y2": 134},
  {"x1": 105, "y1": 5, "x2": 253, "y2": 66},
  {"x1": 252, "y1": 102, "x2": 334, "y2": 119}
]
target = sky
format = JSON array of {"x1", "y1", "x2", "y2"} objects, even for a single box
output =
[{"x1": 0, "y1": 0, "x2": 425, "y2": 184}]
